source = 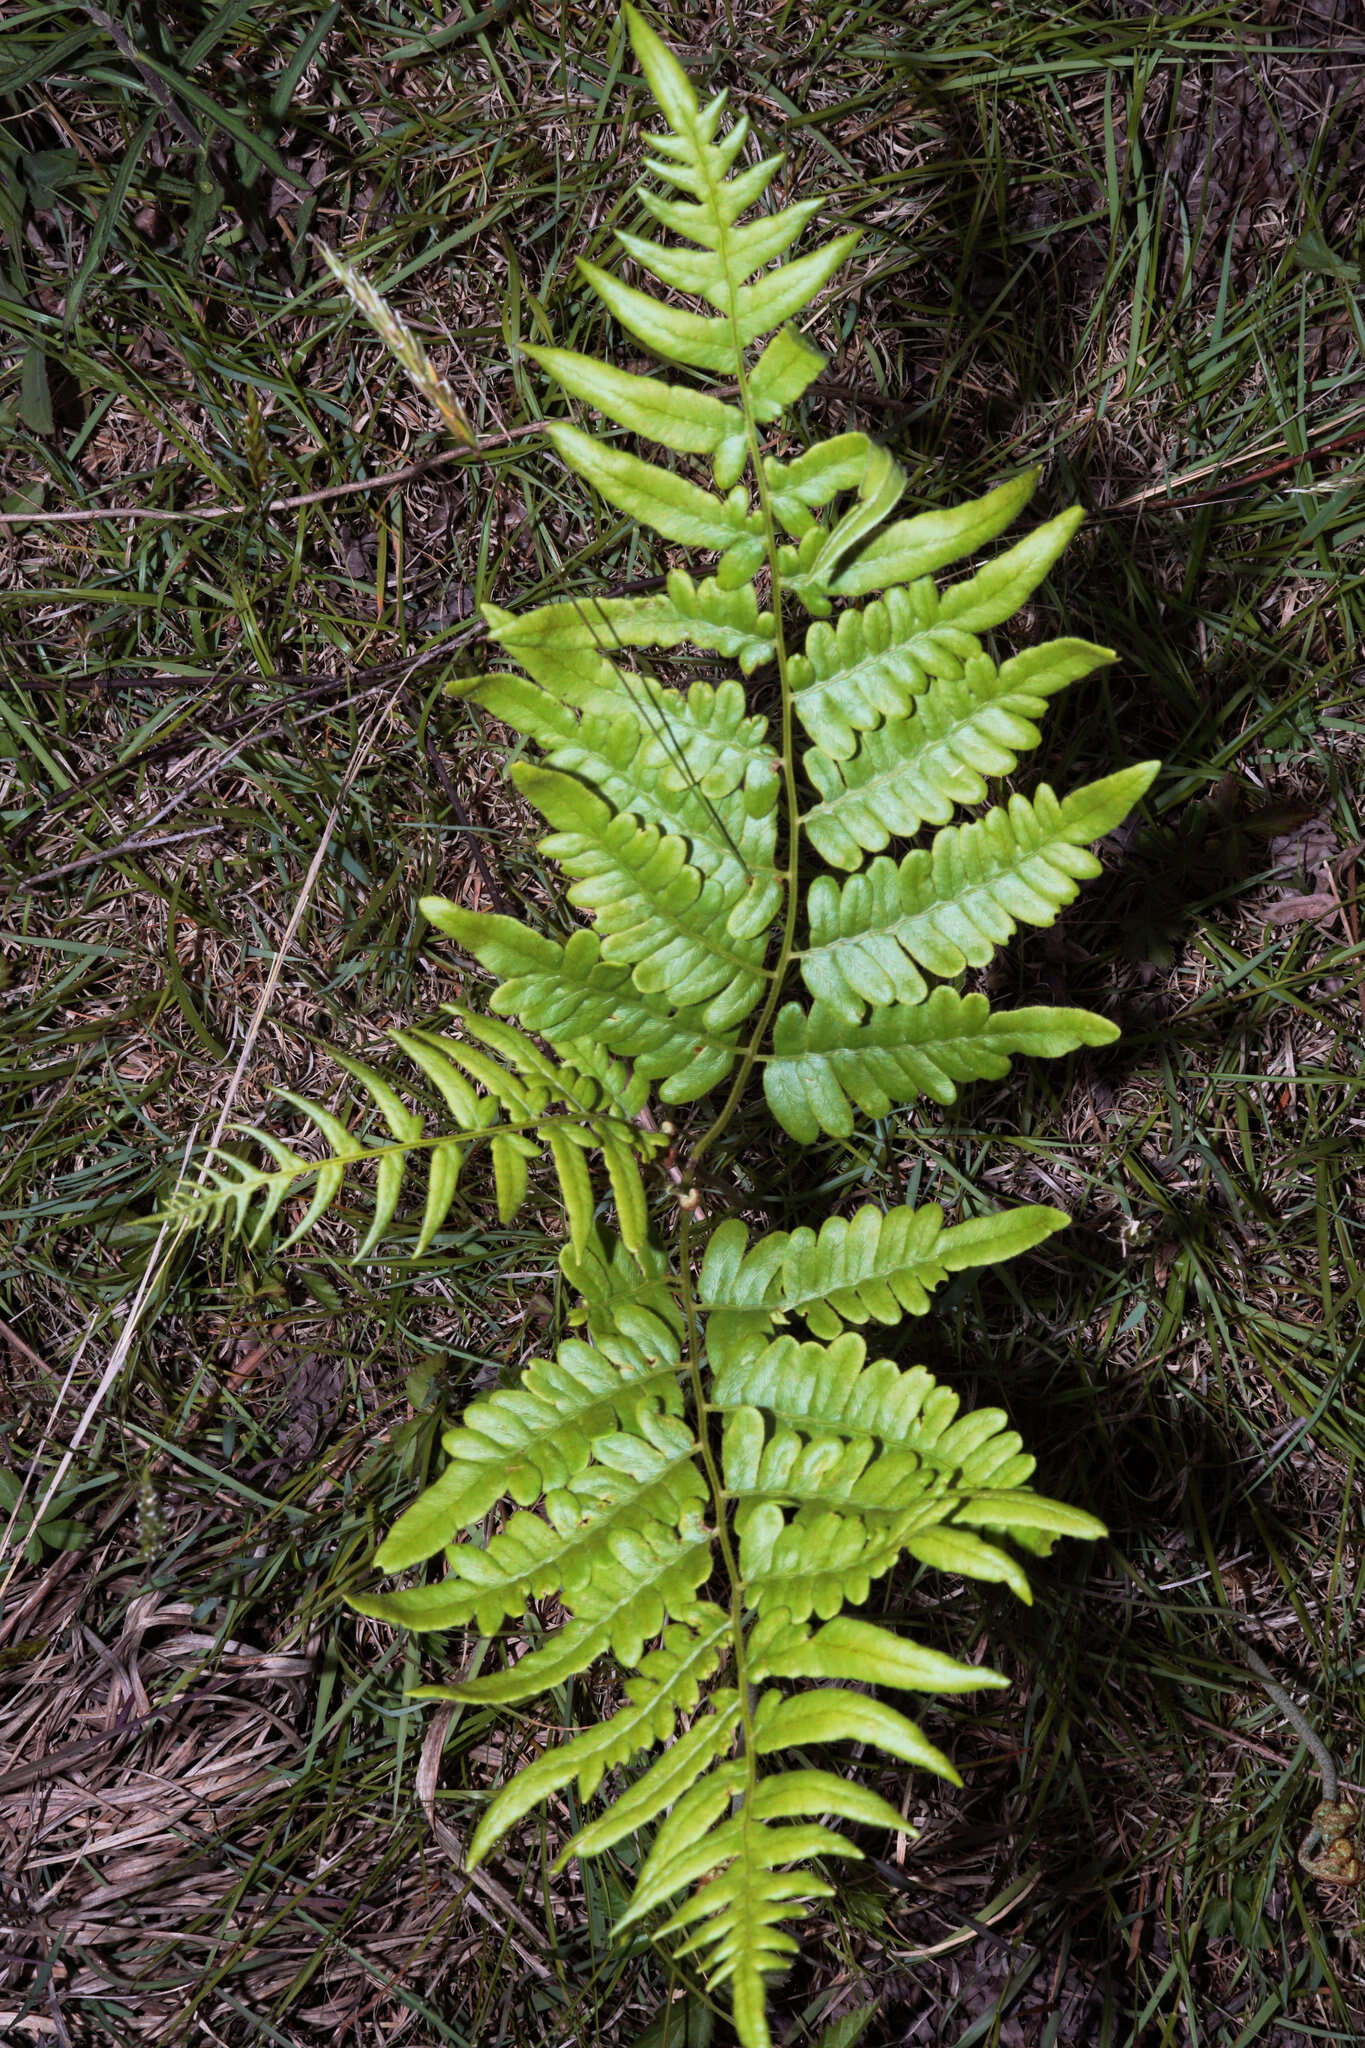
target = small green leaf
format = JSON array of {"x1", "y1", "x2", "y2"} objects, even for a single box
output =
[
  {"x1": 905, "y1": 1524, "x2": 1033, "y2": 1601},
  {"x1": 491, "y1": 1130, "x2": 532, "y2": 1221},
  {"x1": 548, "y1": 421, "x2": 756, "y2": 553},
  {"x1": 938, "y1": 506, "x2": 1086, "y2": 631},
  {"x1": 19, "y1": 346, "x2": 52, "y2": 435},
  {"x1": 546, "y1": 1123, "x2": 597, "y2": 1254},
  {"x1": 1290, "y1": 229, "x2": 1361, "y2": 281},
  {"x1": 830, "y1": 470, "x2": 1038, "y2": 598},
  {"x1": 423, "y1": 1620, "x2": 610, "y2": 1706},
  {"x1": 374, "y1": 1459, "x2": 508, "y2": 1572},
  {"x1": 528, "y1": 344, "x2": 745, "y2": 459},
  {"x1": 749, "y1": 1768, "x2": 906, "y2": 1833},
  {"x1": 758, "y1": 1615, "x2": 1008, "y2": 1694},
  {"x1": 749, "y1": 326, "x2": 827, "y2": 418},
  {"x1": 754, "y1": 1686, "x2": 961, "y2": 1783},
  {"x1": 625, "y1": 2, "x2": 700, "y2": 133}
]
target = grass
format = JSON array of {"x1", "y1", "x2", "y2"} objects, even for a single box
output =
[{"x1": 3, "y1": 0, "x2": 1365, "y2": 2041}]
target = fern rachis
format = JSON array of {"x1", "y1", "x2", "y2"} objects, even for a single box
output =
[{"x1": 167, "y1": 13, "x2": 1157, "y2": 2044}]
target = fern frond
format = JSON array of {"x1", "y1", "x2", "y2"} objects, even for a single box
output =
[
  {"x1": 787, "y1": 585, "x2": 978, "y2": 761},
  {"x1": 559, "y1": 1227, "x2": 683, "y2": 1349},
  {"x1": 163, "y1": 1017, "x2": 663, "y2": 1259},
  {"x1": 700, "y1": 1202, "x2": 1068, "y2": 1341},
  {"x1": 736, "y1": 1499, "x2": 944, "y2": 1620},
  {"x1": 827, "y1": 467, "x2": 1039, "y2": 599},
  {"x1": 560, "y1": 1701, "x2": 745, "y2": 1864},
  {"x1": 456, "y1": 1608, "x2": 734, "y2": 1859},
  {"x1": 631, "y1": 1812, "x2": 850, "y2": 2048},
  {"x1": 712, "y1": 1326, "x2": 1007, "y2": 1467},
  {"x1": 522, "y1": 345, "x2": 749, "y2": 484},
  {"x1": 800, "y1": 636, "x2": 1118, "y2": 864},
  {"x1": 375, "y1": 1322, "x2": 689, "y2": 1572},
  {"x1": 424, "y1": 909, "x2": 742, "y2": 1103},
  {"x1": 511, "y1": 699, "x2": 778, "y2": 897},
  {"x1": 475, "y1": 644, "x2": 776, "y2": 817},
  {"x1": 747, "y1": 1612, "x2": 1008, "y2": 1695},
  {"x1": 754, "y1": 1683, "x2": 961, "y2": 1778},
  {"x1": 748, "y1": 325, "x2": 828, "y2": 417},
  {"x1": 514, "y1": 763, "x2": 774, "y2": 1025},
  {"x1": 355, "y1": 1470, "x2": 712, "y2": 1639},
  {"x1": 728, "y1": 1431, "x2": 1041, "y2": 1608},
  {"x1": 484, "y1": 571, "x2": 777, "y2": 677},
  {"x1": 548, "y1": 421, "x2": 767, "y2": 585},
  {"x1": 763, "y1": 987, "x2": 1118, "y2": 1141},
  {"x1": 801, "y1": 766, "x2": 1160, "y2": 1015},
  {"x1": 764, "y1": 432, "x2": 875, "y2": 536},
  {"x1": 578, "y1": 232, "x2": 859, "y2": 378},
  {"x1": 242, "y1": 14, "x2": 1153, "y2": 2047},
  {"x1": 713, "y1": 1325, "x2": 1102, "y2": 1595}
]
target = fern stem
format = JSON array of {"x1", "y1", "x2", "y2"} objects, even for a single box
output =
[
  {"x1": 667, "y1": 112, "x2": 809, "y2": 1822},
  {"x1": 1238, "y1": 1635, "x2": 1340, "y2": 1805},
  {"x1": 688, "y1": 239, "x2": 802, "y2": 1176}
]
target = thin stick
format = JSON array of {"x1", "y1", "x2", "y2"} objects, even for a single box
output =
[{"x1": 0, "y1": 428, "x2": 545, "y2": 529}]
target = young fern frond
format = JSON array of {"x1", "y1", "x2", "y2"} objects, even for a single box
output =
[
  {"x1": 164, "y1": 1013, "x2": 664, "y2": 1260},
  {"x1": 165, "y1": 13, "x2": 1157, "y2": 2044}
]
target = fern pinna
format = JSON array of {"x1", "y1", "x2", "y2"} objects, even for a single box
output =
[{"x1": 171, "y1": 12, "x2": 1155, "y2": 2042}]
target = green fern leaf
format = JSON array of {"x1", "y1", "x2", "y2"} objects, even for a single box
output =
[
  {"x1": 711, "y1": 1325, "x2": 1012, "y2": 1468},
  {"x1": 748, "y1": 325, "x2": 828, "y2": 417},
  {"x1": 616, "y1": 194, "x2": 825, "y2": 303},
  {"x1": 484, "y1": 572, "x2": 777, "y2": 679},
  {"x1": 425, "y1": 909, "x2": 742, "y2": 1103},
  {"x1": 357, "y1": 1479, "x2": 711, "y2": 1639},
  {"x1": 463, "y1": 1608, "x2": 733, "y2": 1863},
  {"x1": 548, "y1": 421, "x2": 763, "y2": 567},
  {"x1": 561, "y1": 1697, "x2": 746, "y2": 1863},
  {"x1": 515, "y1": 763, "x2": 773, "y2": 1025},
  {"x1": 201, "y1": 14, "x2": 1156, "y2": 2046},
  {"x1": 750, "y1": 1613, "x2": 1009, "y2": 1695},
  {"x1": 416, "y1": 1618, "x2": 614, "y2": 1708},
  {"x1": 735, "y1": 1500, "x2": 933, "y2": 1622},
  {"x1": 701, "y1": 1202, "x2": 1068, "y2": 1341},
  {"x1": 900, "y1": 1524, "x2": 1034, "y2": 1599},
  {"x1": 525, "y1": 344, "x2": 748, "y2": 482},
  {"x1": 764, "y1": 988, "x2": 1118, "y2": 1141},
  {"x1": 754, "y1": 1685, "x2": 961, "y2": 1781},
  {"x1": 580, "y1": 231, "x2": 859, "y2": 375},
  {"x1": 510, "y1": 699, "x2": 778, "y2": 902},
  {"x1": 764, "y1": 432, "x2": 879, "y2": 535},
  {"x1": 955, "y1": 1490, "x2": 1107, "y2": 1554},
  {"x1": 828, "y1": 468, "x2": 1039, "y2": 598},
  {"x1": 164, "y1": 1016, "x2": 660, "y2": 1261},
  {"x1": 805, "y1": 443, "x2": 909, "y2": 590},
  {"x1": 788, "y1": 585, "x2": 981, "y2": 761},
  {"x1": 937, "y1": 503, "x2": 1088, "y2": 631},
  {"x1": 376, "y1": 1325, "x2": 691, "y2": 1574},
  {"x1": 800, "y1": 638, "x2": 1120, "y2": 865},
  {"x1": 743, "y1": 1768, "x2": 907, "y2": 1834},
  {"x1": 626, "y1": 1809, "x2": 848, "y2": 2048},
  {"x1": 801, "y1": 766, "x2": 1161, "y2": 1014}
]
